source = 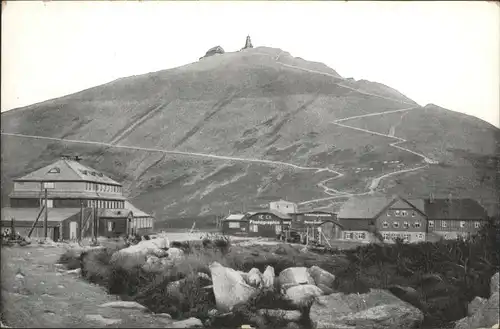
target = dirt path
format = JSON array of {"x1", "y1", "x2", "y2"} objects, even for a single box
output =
[{"x1": 0, "y1": 245, "x2": 171, "y2": 328}]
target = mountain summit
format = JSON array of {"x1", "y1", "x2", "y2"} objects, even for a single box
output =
[{"x1": 1, "y1": 46, "x2": 498, "y2": 219}]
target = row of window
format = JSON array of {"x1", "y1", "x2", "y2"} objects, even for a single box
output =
[
  {"x1": 87, "y1": 200, "x2": 124, "y2": 209},
  {"x1": 130, "y1": 217, "x2": 154, "y2": 229},
  {"x1": 248, "y1": 224, "x2": 282, "y2": 234},
  {"x1": 382, "y1": 233, "x2": 425, "y2": 241},
  {"x1": 428, "y1": 220, "x2": 481, "y2": 229},
  {"x1": 387, "y1": 210, "x2": 416, "y2": 217},
  {"x1": 383, "y1": 221, "x2": 422, "y2": 229},
  {"x1": 382, "y1": 220, "x2": 482, "y2": 229},
  {"x1": 343, "y1": 232, "x2": 367, "y2": 240},
  {"x1": 86, "y1": 182, "x2": 122, "y2": 193}
]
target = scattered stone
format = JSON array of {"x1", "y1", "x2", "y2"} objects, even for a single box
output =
[
  {"x1": 308, "y1": 266, "x2": 336, "y2": 289},
  {"x1": 169, "y1": 317, "x2": 203, "y2": 328},
  {"x1": 57, "y1": 285, "x2": 65, "y2": 289},
  {"x1": 454, "y1": 292, "x2": 499, "y2": 329},
  {"x1": 468, "y1": 296, "x2": 487, "y2": 316},
  {"x1": 279, "y1": 267, "x2": 315, "y2": 291},
  {"x1": 15, "y1": 273, "x2": 24, "y2": 280},
  {"x1": 197, "y1": 272, "x2": 212, "y2": 281},
  {"x1": 154, "y1": 313, "x2": 173, "y2": 320},
  {"x1": 56, "y1": 272, "x2": 62, "y2": 276},
  {"x1": 262, "y1": 266, "x2": 275, "y2": 290},
  {"x1": 210, "y1": 261, "x2": 258, "y2": 312},
  {"x1": 99, "y1": 301, "x2": 148, "y2": 311},
  {"x1": 0, "y1": 320, "x2": 10, "y2": 328},
  {"x1": 167, "y1": 247, "x2": 184, "y2": 260},
  {"x1": 111, "y1": 236, "x2": 170, "y2": 261},
  {"x1": 285, "y1": 284, "x2": 323, "y2": 308},
  {"x1": 85, "y1": 314, "x2": 122, "y2": 325},
  {"x1": 332, "y1": 304, "x2": 424, "y2": 329}
]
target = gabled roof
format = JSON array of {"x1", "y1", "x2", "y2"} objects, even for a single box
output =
[
  {"x1": 424, "y1": 199, "x2": 487, "y2": 220},
  {"x1": 247, "y1": 209, "x2": 292, "y2": 220},
  {"x1": 338, "y1": 195, "x2": 425, "y2": 219},
  {"x1": 225, "y1": 213, "x2": 246, "y2": 221},
  {"x1": 124, "y1": 201, "x2": 153, "y2": 218},
  {"x1": 14, "y1": 159, "x2": 121, "y2": 185}
]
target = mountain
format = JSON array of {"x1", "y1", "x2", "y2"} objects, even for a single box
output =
[{"x1": 2, "y1": 46, "x2": 498, "y2": 220}]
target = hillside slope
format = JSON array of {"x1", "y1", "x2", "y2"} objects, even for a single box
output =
[{"x1": 2, "y1": 47, "x2": 498, "y2": 219}]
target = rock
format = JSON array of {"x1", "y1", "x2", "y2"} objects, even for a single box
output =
[
  {"x1": 99, "y1": 301, "x2": 148, "y2": 311},
  {"x1": 197, "y1": 272, "x2": 212, "y2": 282},
  {"x1": 317, "y1": 283, "x2": 335, "y2": 295},
  {"x1": 238, "y1": 271, "x2": 250, "y2": 282},
  {"x1": 285, "y1": 284, "x2": 324, "y2": 308},
  {"x1": 492, "y1": 323, "x2": 499, "y2": 329},
  {"x1": 454, "y1": 292, "x2": 499, "y2": 329},
  {"x1": 491, "y1": 272, "x2": 499, "y2": 297},
  {"x1": 167, "y1": 247, "x2": 184, "y2": 260},
  {"x1": 57, "y1": 285, "x2": 64, "y2": 289},
  {"x1": 15, "y1": 273, "x2": 24, "y2": 280},
  {"x1": 85, "y1": 314, "x2": 122, "y2": 325},
  {"x1": 0, "y1": 320, "x2": 10, "y2": 328},
  {"x1": 308, "y1": 266, "x2": 336, "y2": 289},
  {"x1": 247, "y1": 268, "x2": 263, "y2": 288},
  {"x1": 262, "y1": 266, "x2": 275, "y2": 290},
  {"x1": 209, "y1": 261, "x2": 258, "y2": 312},
  {"x1": 66, "y1": 268, "x2": 81, "y2": 275},
  {"x1": 170, "y1": 317, "x2": 203, "y2": 328},
  {"x1": 311, "y1": 289, "x2": 424, "y2": 329},
  {"x1": 468, "y1": 296, "x2": 487, "y2": 316},
  {"x1": 111, "y1": 236, "x2": 170, "y2": 261},
  {"x1": 200, "y1": 46, "x2": 224, "y2": 60},
  {"x1": 258, "y1": 309, "x2": 302, "y2": 322},
  {"x1": 278, "y1": 267, "x2": 315, "y2": 291},
  {"x1": 332, "y1": 304, "x2": 424, "y2": 329}
]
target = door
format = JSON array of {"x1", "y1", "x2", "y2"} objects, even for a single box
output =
[
  {"x1": 53, "y1": 226, "x2": 60, "y2": 242},
  {"x1": 69, "y1": 221, "x2": 78, "y2": 240}
]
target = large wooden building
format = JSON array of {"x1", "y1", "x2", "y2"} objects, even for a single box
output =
[
  {"x1": 1, "y1": 156, "x2": 154, "y2": 240},
  {"x1": 338, "y1": 195, "x2": 489, "y2": 243},
  {"x1": 290, "y1": 211, "x2": 343, "y2": 244},
  {"x1": 246, "y1": 210, "x2": 292, "y2": 238}
]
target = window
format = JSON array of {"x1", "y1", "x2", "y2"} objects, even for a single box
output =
[
  {"x1": 414, "y1": 222, "x2": 421, "y2": 228},
  {"x1": 401, "y1": 211, "x2": 407, "y2": 217},
  {"x1": 460, "y1": 221, "x2": 466, "y2": 228},
  {"x1": 42, "y1": 199, "x2": 53, "y2": 208},
  {"x1": 275, "y1": 225, "x2": 282, "y2": 234},
  {"x1": 395, "y1": 210, "x2": 400, "y2": 217},
  {"x1": 250, "y1": 224, "x2": 258, "y2": 232},
  {"x1": 393, "y1": 221, "x2": 400, "y2": 228},
  {"x1": 382, "y1": 221, "x2": 389, "y2": 228},
  {"x1": 48, "y1": 167, "x2": 60, "y2": 174},
  {"x1": 442, "y1": 221, "x2": 448, "y2": 228},
  {"x1": 358, "y1": 232, "x2": 366, "y2": 240},
  {"x1": 228, "y1": 222, "x2": 240, "y2": 229},
  {"x1": 382, "y1": 233, "x2": 389, "y2": 240},
  {"x1": 428, "y1": 220, "x2": 434, "y2": 228},
  {"x1": 403, "y1": 221, "x2": 409, "y2": 229},
  {"x1": 43, "y1": 182, "x2": 55, "y2": 189},
  {"x1": 474, "y1": 222, "x2": 480, "y2": 229},
  {"x1": 108, "y1": 221, "x2": 115, "y2": 232},
  {"x1": 412, "y1": 212, "x2": 416, "y2": 217},
  {"x1": 417, "y1": 233, "x2": 424, "y2": 240},
  {"x1": 387, "y1": 212, "x2": 391, "y2": 217}
]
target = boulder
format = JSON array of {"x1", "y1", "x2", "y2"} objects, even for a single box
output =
[
  {"x1": 308, "y1": 266, "x2": 336, "y2": 289},
  {"x1": 331, "y1": 304, "x2": 424, "y2": 329},
  {"x1": 200, "y1": 46, "x2": 224, "y2": 60},
  {"x1": 168, "y1": 317, "x2": 203, "y2": 328},
  {"x1": 111, "y1": 237, "x2": 169, "y2": 261},
  {"x1": 491, "y1": 272, "x2": 499, "y2": 297},
  {"x1": 317, "y1": 283, "x2": 335, "y2": 295},
  {"x1": 262, "y1": 266, "x2": 275, "y2": 290},
  {"x1": 310, "y1": 289, "x2": 424, "y2": 329},
  {"x1": 167, "y1": 247, "x2": 184, "y2": 260},
  {"x1": 285, "y1": 284, "x2": 324, "y2": 308},
  {"x1": 98, "y1": 301, "x2": 147, "y2": 311},
  {"x1": 468, "y1": 296, "x2": 487, "y2": 316},
  {"x1": 247, "y1": 268, "x2": 263, "y2": 288},
  {"x1": 278, "y1": 267, "x2": 315, "y2": 291},
  {"x1": 209, "y1": 262, "x2": 258, "y2": 312},
  {"x1": 454, "y1": 292, "x2": 499, "y2": 329},
  {"x1": 85, "y1": 314, "x2": 122, "y2": 325}
]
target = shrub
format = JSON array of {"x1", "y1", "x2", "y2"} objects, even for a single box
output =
[{"x1": 58, "y1": 249, "x2": 81, "y2": 270}]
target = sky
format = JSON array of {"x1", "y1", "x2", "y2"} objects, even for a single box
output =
[{"x1": 2, "y1": 1, "x2": 499, "y2": 127}]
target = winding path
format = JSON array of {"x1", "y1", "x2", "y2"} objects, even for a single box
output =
[{"x1": 1, "y1": 51, "x2": 435, "y2": 210}]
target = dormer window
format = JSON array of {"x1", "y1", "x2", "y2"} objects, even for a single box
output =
[{"x1": 48, "y1": 167, "x2": 60, "y2": 174}]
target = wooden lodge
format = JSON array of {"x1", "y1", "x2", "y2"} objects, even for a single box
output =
[
  {"x1": 246, "y1": 210, "x2": 292, "y2": 238},
  {"x1": 221, "y1": 213, "x2": 248, "y2": 236}
]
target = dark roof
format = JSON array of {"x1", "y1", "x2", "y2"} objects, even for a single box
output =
[
  {"x1": 9, "y1": 190, "x2": 126, "y2": 200},
  {"x1": 124, "y1": 201, "x2": 153, "y2": 218},
  {"x1": 98, "y1": 201, "x2": 153, "y2": 218},
  {"x1": 338, "y1": 218, "x2": 371, "y2": 231},
  {"x1": 1, "y1": 207, "x2": 80, "y2": 224},
  {"x1": 14, "y1": 159, "x2": 121, "y2": 185},
  {"x1": 423, "y1": 199, "x2": 488, "y2": 220},
  {"x1": 247, "y1": 209, "x2": 292, "y2": 220},
  {"x1": 338, "y1": 195, "x2": 425, "y2": 219}
]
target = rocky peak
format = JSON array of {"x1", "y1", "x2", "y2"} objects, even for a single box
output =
[{"x1": 199, "y1": 46, "x2": 225, "y2": 60}]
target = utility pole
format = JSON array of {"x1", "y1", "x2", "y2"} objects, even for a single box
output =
[
  {"x1": 79, "y1": 201, "x2": 84, "y2": 241},
  {"x1": 44, "y1": 188, "x2": 48, "y2": 239}
]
